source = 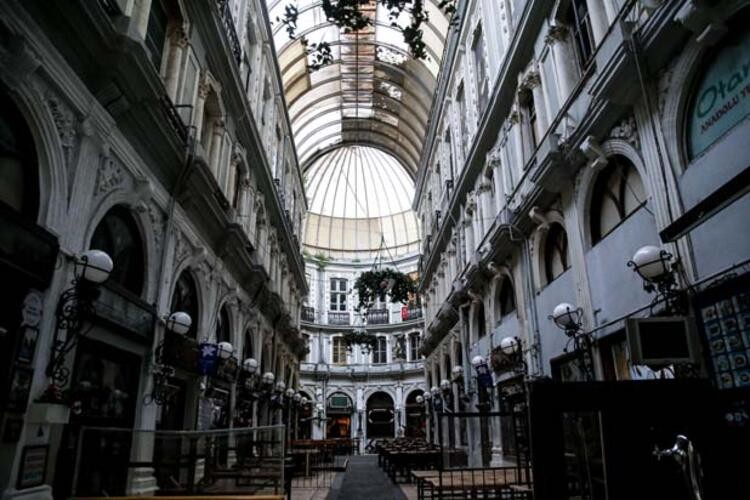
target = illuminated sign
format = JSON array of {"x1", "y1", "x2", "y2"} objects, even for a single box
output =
[{"x1": 688, "y1": 28, "x2": 750, "y2": 158}]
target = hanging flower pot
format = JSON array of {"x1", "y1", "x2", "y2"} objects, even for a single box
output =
[{"x1": 354, "y1": 268, "x2": 416, "y2": 312}]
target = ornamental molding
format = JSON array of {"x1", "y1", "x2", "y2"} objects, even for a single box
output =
[
  {"x1": 609, "y1": 115, "x2": 640, "y2": 150},
  {"x1": 95, "y1": 154, "x2": 125, "y2": 196},
  {"x1": 45, "y1": 93, "x2": 78, "y2": 169}
]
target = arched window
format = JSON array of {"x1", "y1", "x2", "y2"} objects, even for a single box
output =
[
  {"x1": 590, "y1": 157, "x2": 646, "y2": 244},
  {"x1": 544, "y1": 223, "x2": 570, "y2": 283},
  {"x1": 91, "y1": 206, "x2": 145, "y2": 295},
  {"x1": 216, "y1": 304, "x2": 231, "y2": 343},
  {"x1": 171, "y1": 271, "x2": 199, "y2": 338},
  {"x1": 496, "y1": 278, "x2": 516, "y2": 319},
  {"x1": 0, "y1": 91, "x2": 39, "y2": 220},
  {"x1": 475, "y1": 301, "x2": 486, "y2": 339}
]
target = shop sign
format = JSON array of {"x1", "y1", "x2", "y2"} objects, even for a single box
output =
[{"x1": 688, "y1": 28, "x2": 750, "y2": 158}]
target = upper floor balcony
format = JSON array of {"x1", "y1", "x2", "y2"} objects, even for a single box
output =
[{"x1": 300, "y1": 305, "x2": 424, "y2": 328}]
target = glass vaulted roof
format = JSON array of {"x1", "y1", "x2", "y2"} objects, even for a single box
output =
[
  {"x1": 303, "y1": 146, "x2": 421, "y2": 259},
  {"x1": 265, "y1": 0, "x2": 450, "y2": 175}
]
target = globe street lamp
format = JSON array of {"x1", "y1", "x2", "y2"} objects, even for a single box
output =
[
  {"x1": 628, "y1": 245, "x2": 683, "y2": 313},
  {"x1": 550, "y1": 303, "x2": 594, "y2": 381}
]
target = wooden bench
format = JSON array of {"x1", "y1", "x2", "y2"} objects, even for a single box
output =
[{"x1": 413, "y1": 467, "x2": 533, "y2": 500}]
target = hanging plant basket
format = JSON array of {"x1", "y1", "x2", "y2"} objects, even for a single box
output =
[
  {"x1": 342, "y1": 329, "x2": 378, "y2": 351},
  {"x1": 354, "y1": 268, "x2": 416, "y2": 312},
  {"x1": 277, "y1": 0, "x2": 459, "y2": 72}
]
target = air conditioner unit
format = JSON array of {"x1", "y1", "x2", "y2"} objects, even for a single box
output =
[{"x1": 625, "y1": 316, "x2": 701, "y2": 369}]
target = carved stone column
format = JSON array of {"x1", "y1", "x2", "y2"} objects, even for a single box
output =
[
  {"x1": 164, "y1": 27, "x2": 188, "y2": 101},
  {"x1": 546, "y1": 23, "x2": 578, "y2": 102}
]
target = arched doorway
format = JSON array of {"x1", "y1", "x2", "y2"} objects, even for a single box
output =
[
  {"x1": 366, "y1": 392, "x2": 395, "y2": 439},
  {"x1": 405, "y1": 390, "x2": 426, "y2": 438},
  {"x1": 326, "y1": 392, "x2": 353, "y2": 438}
]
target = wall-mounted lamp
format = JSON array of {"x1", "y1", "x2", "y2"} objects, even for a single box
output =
[
  {"x1": 628, "y1": 245, "x2": 683, "y2": 313},
  {"x1": 145, "y1": 311, "x2": 193, "y2": 406},
  {"x1": 44, "y1": 250, "x2": 113, "y2": 402},
  {"x1": 550, "y1": 303, "x2": 594, "y2": 381}
]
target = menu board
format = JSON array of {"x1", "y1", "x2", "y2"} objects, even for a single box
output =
[{"x1": 695, "y1": 273, "x2": 750, "y2": 389}]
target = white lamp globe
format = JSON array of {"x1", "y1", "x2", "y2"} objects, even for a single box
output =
[
  {"x1": 293, "y1": 393, "x2": 302, "y2": 403},
  {"x1": 423, "y1": 391, "x2": 432, "y2": 400},
  {"x1": 552, "y1": 303, "x2": 579, "y2": 329},
  {"x1": 416, "y1": 395, "x2": 424, "y2": 404},
  {"x1": 262, "y1": 372, "x2": 275, "y2": 385},
  {"x1": 276, "y1": 381, "x2": 286, "y2": 392},
  {"x1": 217, "y1": 341, "x2": 234, "y2": 359},
  {"x1": 166, "y1": 311, "x2": 192, "y2": 335},
  {"x1": 315, "y1": 403, "x2": 324, "y2": 411},
  {"x1": 631, "y1": 245, "x2": 671, "y2": 281},
  {"x1": 440, "y1": 379, "x2": 451, "y2": 391},
  {"x1": 500, "y1": 336, "x2": 519, "y2": 355},
  {"x1": 301, "y1": 397, "x2": 308, "y2": 405},
  {"x1": 243, "y1": 358, "x2": 258, "y2": 374},
  {"x1": 471, "y1": 355, "x2": 485, "y2": 367},
  {"x1": 285, "y1": 388, "x2": 295, "y2": 398},
  {"x1": 452, "y1": 366, "x2": 463, "y2": 378},
  {"x1": 430, "y1": 386, "x2": 440, "y2": 395},
  {"x1": 78, "y1": 249, "x2": 113, "y2": 283}
]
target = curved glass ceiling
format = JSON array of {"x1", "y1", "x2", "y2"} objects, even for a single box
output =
[
  {"x1": 265, "y1": 0, "x2": 450, "y2": 174},
  {"x1": 303, "y1": 146, "x2": 421, "y2": 259},
  {"x1": 307, "y1": 146, "x2": 413, "y2": 218}
]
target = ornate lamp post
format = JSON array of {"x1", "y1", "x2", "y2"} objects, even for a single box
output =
[
  {"x1": 471, "y1": 354, "x2": 493, "y2": 466},
  {"x1": 44, "y1": 250, "x2": 113, "y2": 402},
  {"x1": 550, "y1": 302, "x2": 594, "y2": 381}
]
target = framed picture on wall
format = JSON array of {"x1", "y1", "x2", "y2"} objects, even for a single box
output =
[
  {"x1": 16, "y1": 445, "x2": 48, "y2": 489},
  {"x1": 16, "y1": 326, "x2": 39, "y2": 364},
  {"x1": 7, "y1": 367, "x2": 33, "y2": 412}
]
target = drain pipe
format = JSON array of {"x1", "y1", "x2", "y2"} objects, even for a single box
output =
[{"x1": 521, "y1": 238, "x2": 543, "y2": 376}]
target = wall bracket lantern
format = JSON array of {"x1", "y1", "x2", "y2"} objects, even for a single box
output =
[{"x1": 42, "y1": 250, "x2": 113, "y2": 403}]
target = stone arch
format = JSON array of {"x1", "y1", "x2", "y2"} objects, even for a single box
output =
[
  {"x1": 576, "y1": 138, "x2": 652, "y2": 250},
  {"x1": 85, "y1": 194, "x2": 158, "y2": 295},
  {"x1": 660, "y1": 4, "x2": 750, "y2": 171},
  {"x1": 1, "y1": 83, "x2": 69, "y2": 231},
  {"x1": 168, "y1": 265, "x2": 203, "y2": 339},
  {"x1": 530, "y1": 210, "x2": 567, "y2": 290}
]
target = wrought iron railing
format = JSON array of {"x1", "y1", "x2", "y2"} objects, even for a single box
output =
[
  {"x1": 217, "y1": 0, "x2": 241, "y2": 64},
  {"x1": 301, "y1": 306, "x2": 315, "y2": 323},
  {"x1": 401, "y1": 305, "x2": 423, "y2": 321},
  {"x1": 160, "y1": 95, "x2": 188, "y2": 142},
  {"x1": 367, "y1": 308, "x2": 389, "y2": 325},
  {"x1": 328, "y1": 311, "x2": 350, "y2": 326}
]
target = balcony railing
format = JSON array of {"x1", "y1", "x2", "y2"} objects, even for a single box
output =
[
  {"x1": 301, "y1": 306, "x2": 315, "y2": 323},
  {"x1": 366, "y1": 309, "x2": 389, "y2": 325},
  {"x1": 328, "y1": 311, "x2": 350, "y2": 326},
  {"x1": 401, "y1": 305, "x2": 423, "y2": 322},
  {"x1": 217, "y1": 0, "x2": 241, "y2": 64}
]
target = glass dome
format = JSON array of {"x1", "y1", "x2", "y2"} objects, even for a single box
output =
[{"x1": 303, "y1": 146, "x2": 420, "y2": 260}]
